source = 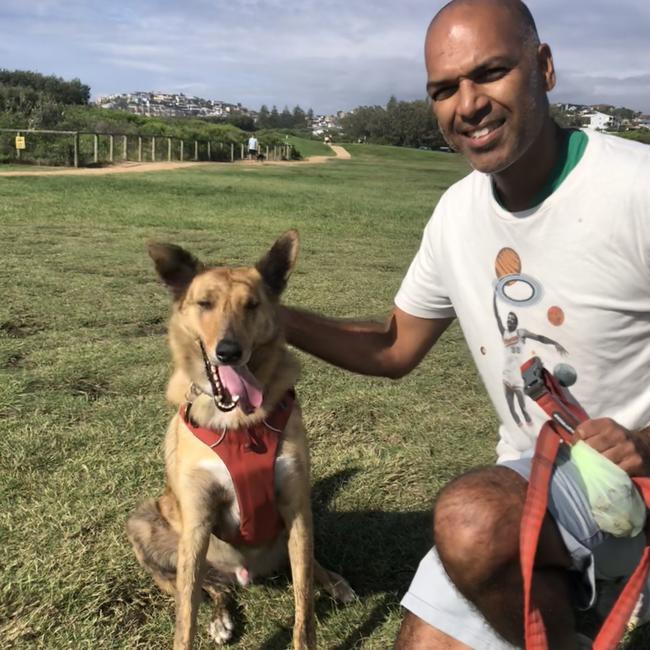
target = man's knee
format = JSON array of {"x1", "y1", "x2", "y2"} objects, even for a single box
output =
[
  {"x1": 394, "y1": 611, "x2": 470, "y2": 650},
  {"x1": 433, "y1": 466, "x2": 527, "y2": 589}
]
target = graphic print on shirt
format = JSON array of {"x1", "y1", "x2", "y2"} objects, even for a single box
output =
[{"x1": 493, "y1": 247, "x2": 576, "y2": 427}]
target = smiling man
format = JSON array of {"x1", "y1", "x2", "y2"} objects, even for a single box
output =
[{"x1": 281, "y1": 1, "x2": 650, "y2": 648}]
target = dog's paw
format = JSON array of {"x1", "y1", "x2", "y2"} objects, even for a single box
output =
[
  {"x1": 208, "y1": 610, "x2": 234, "y2": 645},
  {"x1": 235, "y1": 566, "x2": 250, "y2": 587},
  {"x1": 324, "y1": 571, "x2": 357, "y2": 604}
]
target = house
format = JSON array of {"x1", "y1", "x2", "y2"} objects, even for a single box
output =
[{"x1": 583, "y1": 111, "x2": 615, "y2": 131}]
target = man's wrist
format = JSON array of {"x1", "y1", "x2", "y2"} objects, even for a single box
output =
[{"x1": 632, "y1": 425, "x2": 650, "y2": 476}]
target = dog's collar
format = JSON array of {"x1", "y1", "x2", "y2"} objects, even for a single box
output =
[{"x1": 181, "y1": 388, "x2": 296, "y2": 447}]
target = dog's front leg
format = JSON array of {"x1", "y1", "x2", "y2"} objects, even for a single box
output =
[
  {"x1": 174, "y1": 490, "x2": 215, "y2": 650},
  {"x1": 280, "y1": 493, "x2": 316, "y2": 650}
]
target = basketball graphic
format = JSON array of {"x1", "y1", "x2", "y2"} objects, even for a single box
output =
[
  {"x1": 547, "y1": 306, "x2": 565, "y2": 326},
  {"x1": 480, "y1": 346, "x2": 486, "y2": 355},
  {"x1": 554, "y1": 363, "x2": 577, "y2": 387},
  {"x1": 495, "y1": 247, "x2": 521, "y2": 279}
]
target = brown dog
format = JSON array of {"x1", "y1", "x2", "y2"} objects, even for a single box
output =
[{"x1": 126, "y1": 231, "x2": 354, "y2": 649}]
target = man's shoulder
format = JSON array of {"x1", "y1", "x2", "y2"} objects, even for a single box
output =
[
  {"x1": 438, "y1": 169, "x2": 487, "y2": 209},
  {"x1": 585, "y1": 130, "x2": 650, "y2": 168}
]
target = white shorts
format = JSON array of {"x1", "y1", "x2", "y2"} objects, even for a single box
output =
[{"x1": 401, "y1": 450, "x2": 650, "y2": 648}]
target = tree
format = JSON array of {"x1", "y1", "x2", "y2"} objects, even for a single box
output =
[
  {"x1": 257, "y1": 104, "x2": 270, "y2": 128},
  {"x1": 340, "y1": 97, "x2": 444, "y2": 148},
  {"x1": 292, "y1": 105, "x2": 307, "y2": 129},
  {"x1": 269, "y1": 105, "x2": 280, "y2": 128},
  {"x1": 280, "y1": 106, "x2": 293, "y2": 129}
]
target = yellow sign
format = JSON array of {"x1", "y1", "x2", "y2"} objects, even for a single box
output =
[{"x1": 15, "y1": 136, "x2": 26, "y2": 150}]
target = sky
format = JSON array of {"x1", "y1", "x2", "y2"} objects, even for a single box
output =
[{"x1": 1, "y1": 0, "x2": 649, "y2": 115}]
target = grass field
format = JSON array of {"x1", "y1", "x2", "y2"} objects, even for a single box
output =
[
  {"x1": 287, "y1": 136, "x2": 335, "y2": 158},
  {"x1": 1, "y1": 145, "x2": 647, "y2": 649}
]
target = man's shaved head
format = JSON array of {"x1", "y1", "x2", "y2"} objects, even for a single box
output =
[
  {"x1": 430, "y1": 0, "x2": 540, "y2": 49},
  {"x1": 424, "y1": 0, "x2": 556, "y2": 177}
]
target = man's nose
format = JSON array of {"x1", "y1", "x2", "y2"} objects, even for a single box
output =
[{"x1": 457, "y1": 78, "x2": 488, "y2": 120}]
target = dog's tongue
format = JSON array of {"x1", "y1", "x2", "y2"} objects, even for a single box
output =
[{"x1": 217, "y1": 365, "x2": 263, "y2": 414}]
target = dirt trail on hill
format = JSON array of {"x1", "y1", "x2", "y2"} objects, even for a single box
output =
[{"x1": 0, "y1": 144, "x2": 350, "y2": 177}]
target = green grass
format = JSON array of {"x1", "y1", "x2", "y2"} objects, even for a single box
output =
[
  {"x1": 287, "y1": 135, "x2": 334, "y2": 158},
  {"x1": 0, "y1": 145, "x2": 647, "y2": 649}
]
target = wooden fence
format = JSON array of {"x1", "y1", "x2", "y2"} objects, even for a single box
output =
[{"x1": 0, "y1": 128, "x2": 293, "y2": 167}]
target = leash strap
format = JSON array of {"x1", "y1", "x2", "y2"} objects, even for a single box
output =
[{"x1": 519, "y1": 357, "x2": 650, "y2": 650}]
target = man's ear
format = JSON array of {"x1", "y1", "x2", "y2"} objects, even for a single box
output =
[
  {"x1": 255, "y1": 230, "x2": 299, "y2": 296},
  {"x1": 538, "y1": 43, "x2": 556, "y2": 92},
  {"x1": 147, "y1": 242, "x2": 204, "y2": 299}
]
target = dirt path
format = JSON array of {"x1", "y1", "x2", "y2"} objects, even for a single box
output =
[
  {"x1": 0, "y1": 144, "x2": 350, "y2": 177},
  {"x1": 329, "y1": 145, "x2": 351, "y2": 159}
]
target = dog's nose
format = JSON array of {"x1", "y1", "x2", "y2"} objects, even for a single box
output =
[{"x1": 216, "y1": 339, "x2": 242, "y2": 364}]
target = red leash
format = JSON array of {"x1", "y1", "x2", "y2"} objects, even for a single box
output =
[{"x1": 519, "y1": 357, "x2": 650, "y2": 650}]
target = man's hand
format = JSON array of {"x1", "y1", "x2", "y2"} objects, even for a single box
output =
[
  {"x1": 575, "y1": 418, "x2": 650, "y2": 477},
  {"x1": 554, "y1": 342, "x2": 568, "y2": 356}
]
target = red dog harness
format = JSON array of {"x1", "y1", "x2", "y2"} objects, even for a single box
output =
[
  {"x1": 520, "y1": 357, "x2": 650, "y2": 650},
  {"x1": 180, "y1": 390, "x2": 295, "y2": 547}
]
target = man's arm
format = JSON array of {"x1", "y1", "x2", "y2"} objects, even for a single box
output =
[
  {"x1": 519, "y1": 329, "x2": 568, "y2": 355},
  {"x1": 281, "y1": 305, "x2": 454, "y2": 379},
  {"x1": 492, "y1": 291, "x2": 504, "y2": 336}
]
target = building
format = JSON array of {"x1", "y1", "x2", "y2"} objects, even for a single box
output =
[
  {"x1": 583, "y1": 110, "x2": 616, "y2": 131},
  {"x1": 94, "y1": 92, "x2": 250, "y2": 119}
]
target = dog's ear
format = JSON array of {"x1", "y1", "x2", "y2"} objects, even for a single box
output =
[
  {"x1": 255, "y1": 230, "x2": 299, "y2": 296},
  {"x1": 147, "y1": 242, "x2": 204, "y2": 299}
]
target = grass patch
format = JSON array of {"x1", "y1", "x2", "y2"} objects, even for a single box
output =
[
  {"x1": 1, "y1": 145, "x2": 646, "y2": 648},
  {"x1": 287, "y1": 135, "x2": 334, "y2": 158}
]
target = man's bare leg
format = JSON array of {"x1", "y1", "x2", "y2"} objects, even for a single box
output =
[
  {"x1": 394, "y1": 612, "x2": 471, "y2": 650},
  {"x1": 434, "y1": 466, "x2": 577, "y2": 650}
]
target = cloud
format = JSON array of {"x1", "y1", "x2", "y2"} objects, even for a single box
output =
[{"x1": 0, "y1": 1, "x2": 649, "y2": 113}]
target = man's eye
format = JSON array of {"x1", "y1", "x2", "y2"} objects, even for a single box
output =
[
  {"x1": 477, "y1": 68, "x2": 508, "y2": 83},
  {"x1": 245, "y1": 299, "x2": 260, "y2": 311},
  {"x1": 432, "y1": 86, "x2": 457, "y2": 102},
  {"x1": 197, "y1": 299, "x2": 213, "y2": 310}
]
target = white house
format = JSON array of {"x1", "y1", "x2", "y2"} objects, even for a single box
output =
[{"x1": 583, "y1": 111, "x2": 614, "y2": 131}]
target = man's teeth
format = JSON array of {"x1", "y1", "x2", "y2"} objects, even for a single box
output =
[{"x1": 469, "y1": 126, "x2": 491, "y2": 139}]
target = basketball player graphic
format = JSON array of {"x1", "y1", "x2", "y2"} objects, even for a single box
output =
[{"x1": 493, "y1": 292, "x2": 568, "y2": 426}]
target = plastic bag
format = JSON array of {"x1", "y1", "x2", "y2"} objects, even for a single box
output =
[{"x1": 570, "y1": 440, "x2": 646, "y2": 537}]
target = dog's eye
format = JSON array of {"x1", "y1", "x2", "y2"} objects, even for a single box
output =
[
  {"x1": 245, "y1": 299, "x2": 259, "y2": 311},
  {"x1": 196, "y1": 299, "x2": 213, "y2": 310}
]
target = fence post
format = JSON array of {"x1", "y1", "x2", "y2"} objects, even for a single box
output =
[
  {"x1": 123, "y1": 135, "x2": 127, "y2": 161},
  {"x1": 207, "y1": 141, "x2": 211, "y2": 160},
  {"x1": 73, "y1": 132, "x2": 79, "y2": 167},
  {"x1": 265, "y1": 145, "x2": 269, "y2": 160},
  {"x1": 230, "y1": 143, "x2": 234, "y2": 162},
  {"x1": 16, "y1": 131, "x2": 21, "y2": 161},
  {"x1": 151, "y1": 136, "x2": 156, "y2": 162},
  {"x1": 241, "y1": 143, "x2": 245, "y2": 160},
  {"x1": 167, "y1": 137, "x2": 172, "y2": 161},
  {"x1": 180, "y1": 140, "x2": 184, "y2": 161},
  {"x1": 93, "y1": 134, "x2": 99, "y2": 163},
  {"x1": 194, "y1": 140, "x2": 198, "y2": 161},
  {"x1": 138, "y1": 136, "x2": 142, "y2": 162},
  {"x1": 109, "y1": 135, "x2": 114, "y2": 162}
]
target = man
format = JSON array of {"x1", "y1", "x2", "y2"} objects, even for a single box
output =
[
  {"x1": 493, "y1": 291, "x2": 567, "y2": 427},
  {"x1": 282, "y1": 1, "x2": 650, "y2": 648},
  {"x1": 248, "y1": 134, "x2": 259, "y2": 160}
]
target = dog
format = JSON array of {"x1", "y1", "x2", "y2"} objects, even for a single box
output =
[
  {"x1": 126, "y1": 230, "x2": 354, "y2": 650},
  {"x1": 256, "y1": 151, "x2": 266, "y2": 162}
]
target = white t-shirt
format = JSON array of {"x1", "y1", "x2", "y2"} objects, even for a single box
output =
[
  {"x1": 395, "y1": 131, "x2": 650, "y2": 461},
  {"x1": 248, "y1": 136, "x2": 258, "y2": 151}
]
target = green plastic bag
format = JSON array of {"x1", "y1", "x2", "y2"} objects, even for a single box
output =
[{"x1": 570, "y1": 440, "x2": 646, "y2": 537}]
